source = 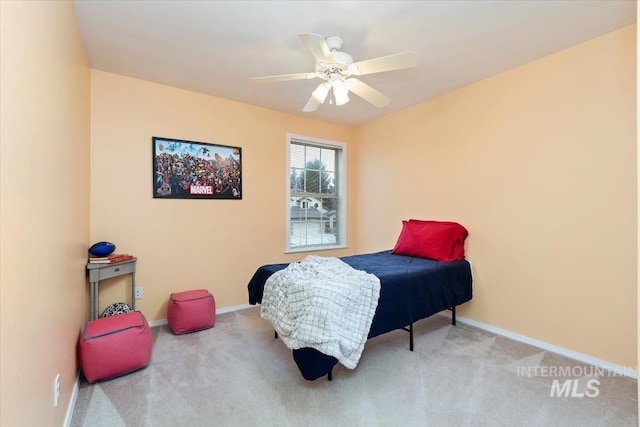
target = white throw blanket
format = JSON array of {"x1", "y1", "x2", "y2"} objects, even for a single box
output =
[{"x1": 260, "y1": 255, "x2": 381, "y2": 369}]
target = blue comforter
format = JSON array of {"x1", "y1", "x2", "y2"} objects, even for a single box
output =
[{"x1": 248, "y1": 250, "x2": 473, "y2": 380}]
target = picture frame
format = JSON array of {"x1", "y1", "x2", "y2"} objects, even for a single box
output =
[{"x1": 152, "y1": 136, "x2": 242, "y2": 200}]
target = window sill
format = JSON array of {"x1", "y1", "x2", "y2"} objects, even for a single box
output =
[{"x1": 285, "y1": 244, "x2": 348, "y2": 254}]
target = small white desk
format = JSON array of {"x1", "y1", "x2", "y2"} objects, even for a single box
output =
[{"x1": 86, "y1": 258, "x2": 137, "y2": 321}]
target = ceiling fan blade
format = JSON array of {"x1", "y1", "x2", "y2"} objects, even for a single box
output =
[
  {"x1": 251, "y1": 72, "x2": 317, "y2": 84},
  {"x1": 346, "y1": 78, "x2": 391, "y2": 108},
  {"x1": 348, "y1": 52, "x2": 418, "y2": 76},
  {"x1": 298, "y1": 33, "x2": 334, "y2": 63}
]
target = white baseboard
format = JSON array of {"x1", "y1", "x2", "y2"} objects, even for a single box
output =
[
  {"x1": 217, "y1": 303, "x2": 253, "y2": 314},
  {"x1": 148, "y1": 303, "x2": 253, "y2": 328},
  {"x1": 440, "y1": 312, "x2": 637, "y2": 379},
  {"x1": 64, "y1": 371, "x2": 80, "y2": 427},
  {"x1": 149, "y1": 319, "x2": 168, "y2": 327}
]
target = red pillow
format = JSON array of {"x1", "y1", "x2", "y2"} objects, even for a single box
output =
[
  {"x1": 391, "y1": 220, "x2": 468, "y2": 261},
  {"x1": 408, "y1": 219, "x2": 468, "y2": 260}
]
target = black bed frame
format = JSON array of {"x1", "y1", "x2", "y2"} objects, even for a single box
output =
[{"x1": 274, "y1": 305, "x2": 457, "y2": 381}]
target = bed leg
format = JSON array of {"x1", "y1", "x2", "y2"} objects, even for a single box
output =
[
  {"x1": 451, "y1": 306, "x2": 456, "y2": 326},
  {"x1": 274, "y1": 330, "x2": 278, "y2": 339},
  {"x1": 328, "y1": 370, "x2": 333, "y2": 381},
  {"x1": 409, "y1": 323, "x2": 414, "y2": 351},
  {"x1": 401, "y1": 323, "x2": 415, "y2": 351}
]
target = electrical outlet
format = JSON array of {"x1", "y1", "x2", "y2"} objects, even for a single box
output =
[
  {"x1": 53, "y1": 374, "x2": 60, "y2": 407},
  {"x1": 135, "y1": 286, "x2": 143, "y2": 300}
]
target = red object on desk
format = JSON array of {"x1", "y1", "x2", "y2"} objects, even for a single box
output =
[{"x1": 88, "y1": 254, "x2": 135, "y2": 264}]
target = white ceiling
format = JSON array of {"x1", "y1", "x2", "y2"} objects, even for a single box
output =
[{"x1": 73, "y1": 0, "x2": 636, "y2": 127}]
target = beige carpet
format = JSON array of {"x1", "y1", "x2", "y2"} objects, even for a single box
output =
[{"x1": 71, "y1": 307, "x2": 637, "y2": 426}]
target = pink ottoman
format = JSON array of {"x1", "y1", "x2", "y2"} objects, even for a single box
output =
[
  {"x1": 79, "y1": 311, "x2": 152, "y2": 383},
  {"x1": 167, "y1": 289, "x2": 215, "y2": 334}
]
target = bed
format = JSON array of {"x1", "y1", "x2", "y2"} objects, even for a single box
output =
[{"x1": 247, "y1": 249, "x2": 473, "y2": 381}]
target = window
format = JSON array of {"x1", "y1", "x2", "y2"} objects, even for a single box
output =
[{"x1": 287, "y1": 133, "x2": 346, "y2": 252}]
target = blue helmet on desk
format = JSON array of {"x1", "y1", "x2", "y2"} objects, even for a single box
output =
[{"x1": 88, "y1": 241, "x2": 116, "y2": 257}]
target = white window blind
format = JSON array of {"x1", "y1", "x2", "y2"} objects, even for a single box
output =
[{"x1": 287, "y1": 134, "x2": 346, "y2": 252}]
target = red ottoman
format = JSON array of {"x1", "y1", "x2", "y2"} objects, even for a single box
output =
[
  {"x1": 79, "y1": 311, "x2": 152, "y2": 383},
  {"x1": 167, "y1": 289, "x2": 215, "y2": 334}
]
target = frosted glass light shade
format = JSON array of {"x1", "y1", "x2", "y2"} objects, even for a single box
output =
[
  {"x1": 333, "y1": 81, "x2": 350, "y2": 106},
  {"x1": 312, "y1": 83, "x2": 330, "y2": 103}
]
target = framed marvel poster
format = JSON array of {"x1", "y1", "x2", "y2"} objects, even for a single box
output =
[{"x1": 153, "y1": 137, "x2": 242, "y2": 200}]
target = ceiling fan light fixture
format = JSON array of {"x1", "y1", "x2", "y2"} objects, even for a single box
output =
[
  {"x1": 333, "y1": 81, "x2": 350, "y2": 106},
  {"x1": 312, "y1": 82, "x2": 330, "y2": 103},
  {"x1": 252, "y1": 33, "x2": 418, "y2": 112}
]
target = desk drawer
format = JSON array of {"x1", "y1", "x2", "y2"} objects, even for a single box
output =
[{"x1": 94, "y1": 262, "x2": 135, "y2": 281}]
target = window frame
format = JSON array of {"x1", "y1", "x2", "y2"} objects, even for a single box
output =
[{"x1": 286, "y1": 133, "x2": 347, "y2": 253}]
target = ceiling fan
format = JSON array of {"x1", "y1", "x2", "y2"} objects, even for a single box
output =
[{"x1": 251, "y1": 33, "x2": 419, "y2": 112}]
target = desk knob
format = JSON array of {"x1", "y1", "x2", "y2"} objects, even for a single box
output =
[{"x1": 114, "y1": 268, "x2": 120, "y2": 272}]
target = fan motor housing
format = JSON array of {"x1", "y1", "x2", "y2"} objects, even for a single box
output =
[{"x1": 317, "y1": 51, "x2": 353, "y2": 76}]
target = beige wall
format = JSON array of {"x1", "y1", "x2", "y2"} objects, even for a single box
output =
[
  {"x1": 0, "y1": 4, "x2": 635, "y2": 425},
  {"x1": 90, "y1": 70, "x2": 356, "y2": 321},
  {"x1": 0, "y1": 2, "x2": 91, "y2": 426},
  {"x1": 355, "y1": 25, "x2": 637, "y2": 367}
]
